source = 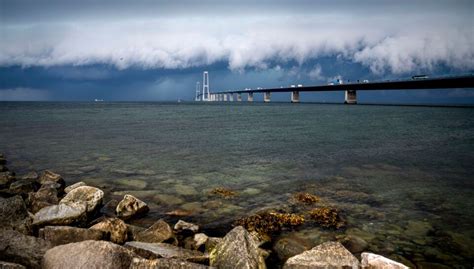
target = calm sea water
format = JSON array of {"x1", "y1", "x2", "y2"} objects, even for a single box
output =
[{"x1": 1, "y1": 102, "x2": 473, "y2": 267}]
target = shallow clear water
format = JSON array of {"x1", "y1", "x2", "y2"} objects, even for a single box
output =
[{"x1": 1, "y1": 102, "x2": 473, "y2": 267}]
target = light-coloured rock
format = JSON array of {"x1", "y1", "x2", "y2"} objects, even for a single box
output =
[
  {"x1": 0, "y1": 229, "x2": 52, "y2": 269},
  {"x1": 194, "y1": 233, "x2": 209, "y2": 250},
  {"x1": 39, "y1": 226, "x2": 104, "y2": 246},
  {"x1": 60, "y1": 186, "x2": 104, "y2": 213},
  {"x1": 135, "y1": 219, "x2": 174, "y2": 243},
  {"x1": 361, "y1": 253, "x2": 409, "y2": 269},
  {"x1": 90, "y1": 217, "x2": 128, "y2": 244},
  {"x1": 0, "y1": 195, "x2": 31, "y2": 234},
  {"x1": 42, "y1": 240, "x2": 136, "y2": 269},
  {"x1": 32, "y1": 202, "x2": 87, "y2": 226},
  {"x1": 130, "y1": 258, "x2": 212, "y2": 269},
  {"x1": 125, "y1": 241, "x2": 208, "y2": 263},
  {"x1": 0, "y1": 261, "x2": 27, "y2": 269},
  {"x1": 174, "y1": 220, "x2": 199, "y2": 233},
  {"x1": 64, "y1": 182, "x2": 87, "y2": 193},
  {"x1": 210, "y1": 226, "x2": 267, "y2": 269},
  {"x1": 116, "y1": 194, "x2": 149, "y2": 220},
  {"x1": 283, "y1": 241, "x2": 359, "y2": 269}
]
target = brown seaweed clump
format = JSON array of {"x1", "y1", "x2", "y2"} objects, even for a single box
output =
[
  {"x1": 210, "y1": 187, "x2": 237, "y2": 198},
  {"x1": 308, "y1": 207, "x2": 345, "y2": 229},
  {"x1": 234, "y1": 212, "x2": 305, "y2": 240},
  {"x1": 292, "y1": 192, "x2": 321, "y2": 205}
]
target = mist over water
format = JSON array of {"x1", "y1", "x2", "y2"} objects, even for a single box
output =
[{"x1": 1, "y1": 102, "x2": 473, "y2": 267}]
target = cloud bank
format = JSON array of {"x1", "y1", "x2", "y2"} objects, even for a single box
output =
[{"x1": 1, "y1": 0, "x2": 473, "y2": 74}]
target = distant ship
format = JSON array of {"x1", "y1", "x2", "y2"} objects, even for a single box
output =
[{"x1": 94, "y1": 99, "x2": 104, "y2": 102}]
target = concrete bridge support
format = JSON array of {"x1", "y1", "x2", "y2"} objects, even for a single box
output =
[
  {"x1": 229, "y1": 94, "x2": 234, "y2": 102},
  {"x1": 344, "y1": 90, "x2": 357, "y2": 104},
  {"x1": 248, "y1": 92, "x2": 254, "y2": 102},
  {"x1": 264, "y1": 92, "x2": 271, "y2": 103},
  {"x1": 223, "y1": 94, "x2": 228, "y2": 101},
  {"x1": 237, "y1": 93, "x2": 242, "y2": 102},
  {"x1": 291, "y1": 91, "x2": 300, "y2": 103}
]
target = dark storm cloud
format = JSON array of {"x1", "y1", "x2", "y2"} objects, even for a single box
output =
[{"x1": 1, "y1": 0, "x2": 472, "y2": 74}]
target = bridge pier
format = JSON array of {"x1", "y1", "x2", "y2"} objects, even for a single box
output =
[
  {"x1": 223, "y1": 94, "x2": 228, "y2": 102},
  {"x1": 237, "y1": 93, "x2": 242, "y2": 102},
  {"x1": 264, "y1": 92, "x2": 271, "y2": 103},
  {"x1": 344, "y1": 90, "x2": 357, "y2": 104},
  {"x1": 229, "y1": 94, "x2": 234, "y2": 102},
  {"x1": 248, "y1": 92, "x2": 254, "y2": 102},
  {"x1": 291, "y1": 91, "x2": 300, "y2": 103}
]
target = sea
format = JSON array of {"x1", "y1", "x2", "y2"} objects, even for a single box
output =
[{"x1": 1, "y1": 101, "x2": 473, "y2": 267}]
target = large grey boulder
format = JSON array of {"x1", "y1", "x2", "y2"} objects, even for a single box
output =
[
  {"x1": 32, "y1": 202, "x2": 87, "y2": 226},
  {"x1": 210, "y1": 226, "x2": 267, "y2": 269},
  {"x1": 0, "y1": 229, "x2": 52, "y2": 269},
  {"x1": 135, "y1": 219, "x2": 174, "y2": 243},
  {"x1": 116, "y1": 194, "x2": 149, "y2": 220},
  {"x1": 39, "y1": 226, "x2": 105, "y2": 246},
  {"x1": 361, "y1": 252, "x2": 409, "y2": 269},
  {"x1": 130, "y1": 258, "x2": 213, "y2": 269},
  {"x1": 42, "y1": 240, "x2": 136, "y2": 269},
  {"x1": 89, "y1": 217, "x2": 128, "y2": 244},
  {"x1": 27, "y1": 183, "x2": 59, "y2": 213},
  {"x1": 60, "y1": 186, "x2": 104, "y2": 213},
  {"x1": 125, "y1": 241, "x2": 208, "y2": 263},
  {"x1": 283, "y1": 241, "x2": 359, "y2": 269},
  {"x1": 0, "y1": 195, "x2": 31, "y2": 234}
]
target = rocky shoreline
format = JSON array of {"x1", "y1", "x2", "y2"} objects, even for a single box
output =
[{"x1": 1, "y1": 153, "x2": 410, "y2": 268}]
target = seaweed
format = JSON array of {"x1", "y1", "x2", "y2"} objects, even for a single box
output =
[
  {"x1": 234, "y1": 211, "x2": 305, "y2": 240},
  {"x1": 308, "y1": 207, "x2": 345, "y2": 229},
  {"x1": 291, "y1": 192, "x2": 321, "y2": 205},
  {"x1": 210, "y1": 187, "x2": 237, "y2": 198}
]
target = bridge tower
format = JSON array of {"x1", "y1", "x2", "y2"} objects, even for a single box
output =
[
  {"x1": 202, "y1": 71, "x2": 210, "y2": 101},
  {"x1": 195, "y1": 82, "x2": 201, "y2": 101}
]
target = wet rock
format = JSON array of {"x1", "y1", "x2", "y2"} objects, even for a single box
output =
[
  {"x1": 39, "y1": 170, "x2": 65, "y2": 193},
  {"x1": 42, "y1": 240, "x2": 136, "y2": 269},
  {"x1": 90, "y1": 217, "x2": 128, "y2": 244},
  {"x1": 64, "y1": 181, "x2": 86, "y2": 193},
  {"x1": 193, "y1": 233, "x2": 209, "y2": 250},
  {"x1": 0, "y1": 171, "x2": 15, "y2": 189},
  {"x1": 60, "y1": 186, "x2": 104, "y2": 213},
  {"x1": 210, "y1": 226, "x2": 267, "y2": 269},
  {"x1": 117, "y1": 178, "x2": 148, "y2": 189},
  {"x1": 101, "y1": 199, "x2": 119, "y2": 217},
  {"x1": 27, "y1": 183, "x2": 59, "y2": 213},
  {"x1": 155, "y1": 193, "x2": 184, "y2": 205},
  {"x1": 283, "y1": 241, "x2": 359, "y2": 269},
  {"x1": 361, "y1": 252, "x2": 409, "y2": 269},
  {"x1": 405, "y1": 220, "x2": 433, "y2": 237},
  {"x1": 130, "y1": 258, "x2": 212, "y2": 269},
  {"x1": 0, "y1": 195, "x2": 31, "y2": 234},
  {"x1": 175, "y1": 184, "x2": 199, "y2": 196},
  {"x1": 135, "y1": 219, "x2": 174, "y2": 243},
  {"x1": 32, "y1": 202, "x2": 87, "y2": 226},
  {"x1": 166, "y1": 209, "x2": 193, "y2": 217},
  {"x1": 242, "y1": 187, "x2": 262, "y2": 196},
  {"x1": 39, "y1": 226, "x2": 104, "y2": 246},
  {"x1": 77, "y1": 165, "x2": 97, "y2": 173},
  {"x1": 0, "y1": 229, "x2": 52, "y2": 269},
  {"x1": 205, "y1": 237, "x2": 223, "y2": 254},
  {"x1": 174, "y1": 220, "x2": 199, "y2": 233},
  {"x1": 9, "y1": 179, "x2": 38, "y2": 197},
  {"x1": 0, "y1": 261, "x2": 26, "y2": 269},
  {"x1": 345, "y1": 228, "x2": 376, "y2": 242},
  {"x1": 116, "y1": 194, "x2": 149, "y2": 220},
  {"x1": 341, "y1": 234, "x2": 368, "y2": 253},
  {"x1": 125, "y1": 241, "x2": 208, "y2": 263},
  {"x1": 181, "y1": 202, "x2": 204, "y2": 213},
  {"x1": 274, "y1": 235, "x2": 312, "y2": 262},
  {"x1": 127, "y1": 224, "x2": 146, "y2": 241},
  {"x1": 21, "y1": 171, "x2": 39, "y2": 181}
]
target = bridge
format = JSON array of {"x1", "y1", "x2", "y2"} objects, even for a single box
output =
[{"x1": 197, "y1": 75, "x2": 474, "y2": 104}]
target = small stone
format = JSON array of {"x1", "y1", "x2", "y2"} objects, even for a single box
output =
[
  {"x1": 42, "y1": 240, "x2": 136, "y2": 269},
  {"x1": 125, "y1": 241, "x2": 208, "y2": 263},
  {"x1": 89, "y1": 217, "x2": 128, "y2": 244},
  {"x1": 0, "y1": 261, "x2": 27, "y2": 269},
  {"x1": 33, "y1": 202, "x2": 87, "y2": 226},
  {"x1": 130, "y1": 258, "x2": 212, "y2": 269},
  {"x1": 116, "y1": 194, "x2": 149, "y2": 220},
  {"x1": 174, "y1": 220, "x2": 200, "y2": 233},
  {"x1": 38, "y1": 171, "x2": 65, "y2": 193},
  {"x1": 166, "y1": 209, "x2": 193, "y2": 217},
  {"x1": 361, "y1": 252, "x2": 409, "y2": 269},
  {"x1": 64, "y1": 181, "x2": 87, "y2": 193},
  {"x1": 135, "y1": 219, "x2": 174, "y2": 243},
  {"x1": 60, "y1": 186, "x2": 104, "y2": 213},
  {"x1": 283, "y1": 241, "x2": 359, "y2": 269},
  {"x1": 194, "y1": 233, "x2": 209, "y2": 250},
  {"x1": 39, "y1": 226, "x2": 104, "y2": 246}
]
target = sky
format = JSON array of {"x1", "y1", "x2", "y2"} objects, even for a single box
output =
[{"x1": 0, "y1": 0, "x2": 473, "y2": 103}]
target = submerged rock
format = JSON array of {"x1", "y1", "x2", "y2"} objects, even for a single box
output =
[
  {"x1": 283, "y1": 241, "x2": 359, "y2": 269},
  {"x1": 210, "y1": 226, "x2": 267, "y2": 269},
  {"x1": 101, "y1": 199, "x2": 119, "y2": 217},
  {"x1": 64, "y1": 181, "x2": 87, "y2": 193},
  {"x1": 125, "y1": 241, "x2": 208, "y2": 263},
  {"x1": 135, "y1": 219, "x2": 174, "y2": 243},
  {"x1": 175, "y1": 184, "x2": 199, "y2": 196},
  {"x1": 116, "y1": 194, "x2": 149, "y2": 220},
  {"x1": 0, "y1": 195, "x2": 31, "y2": 234},
  {"x1": 130, "y1": 258, "x2": 212, "y2": 269},
  {"x1": 273, "y1": 235, "x2": 312, "y2": 262},
  {"x1": 42, "y1": 240, "x2": 136, "y2": 269},
  {"x1": 0, "y1": 229, "x2": 52, "y2": 269},
  {"x1": 33, "y1": 202, "x2": 87, "y2": 226},
  {"x1": 174, "y1": 220, "x2": 200, "y2": 233},
  {"x1": 361, "y1": 252, "x2": 409, "y2": 269},
  {"x1": 341, "y1": 234, "x2": 368, "y2": 253},
  {"x1": 60, "y1": 186, "x2": 104, "y2": 213},
  {"x1": 89, "y1": 217, "x2": 128, "y2": 244},
  {"x1": 39, "y1": 226, "x2": 104, "y2": 246}
]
